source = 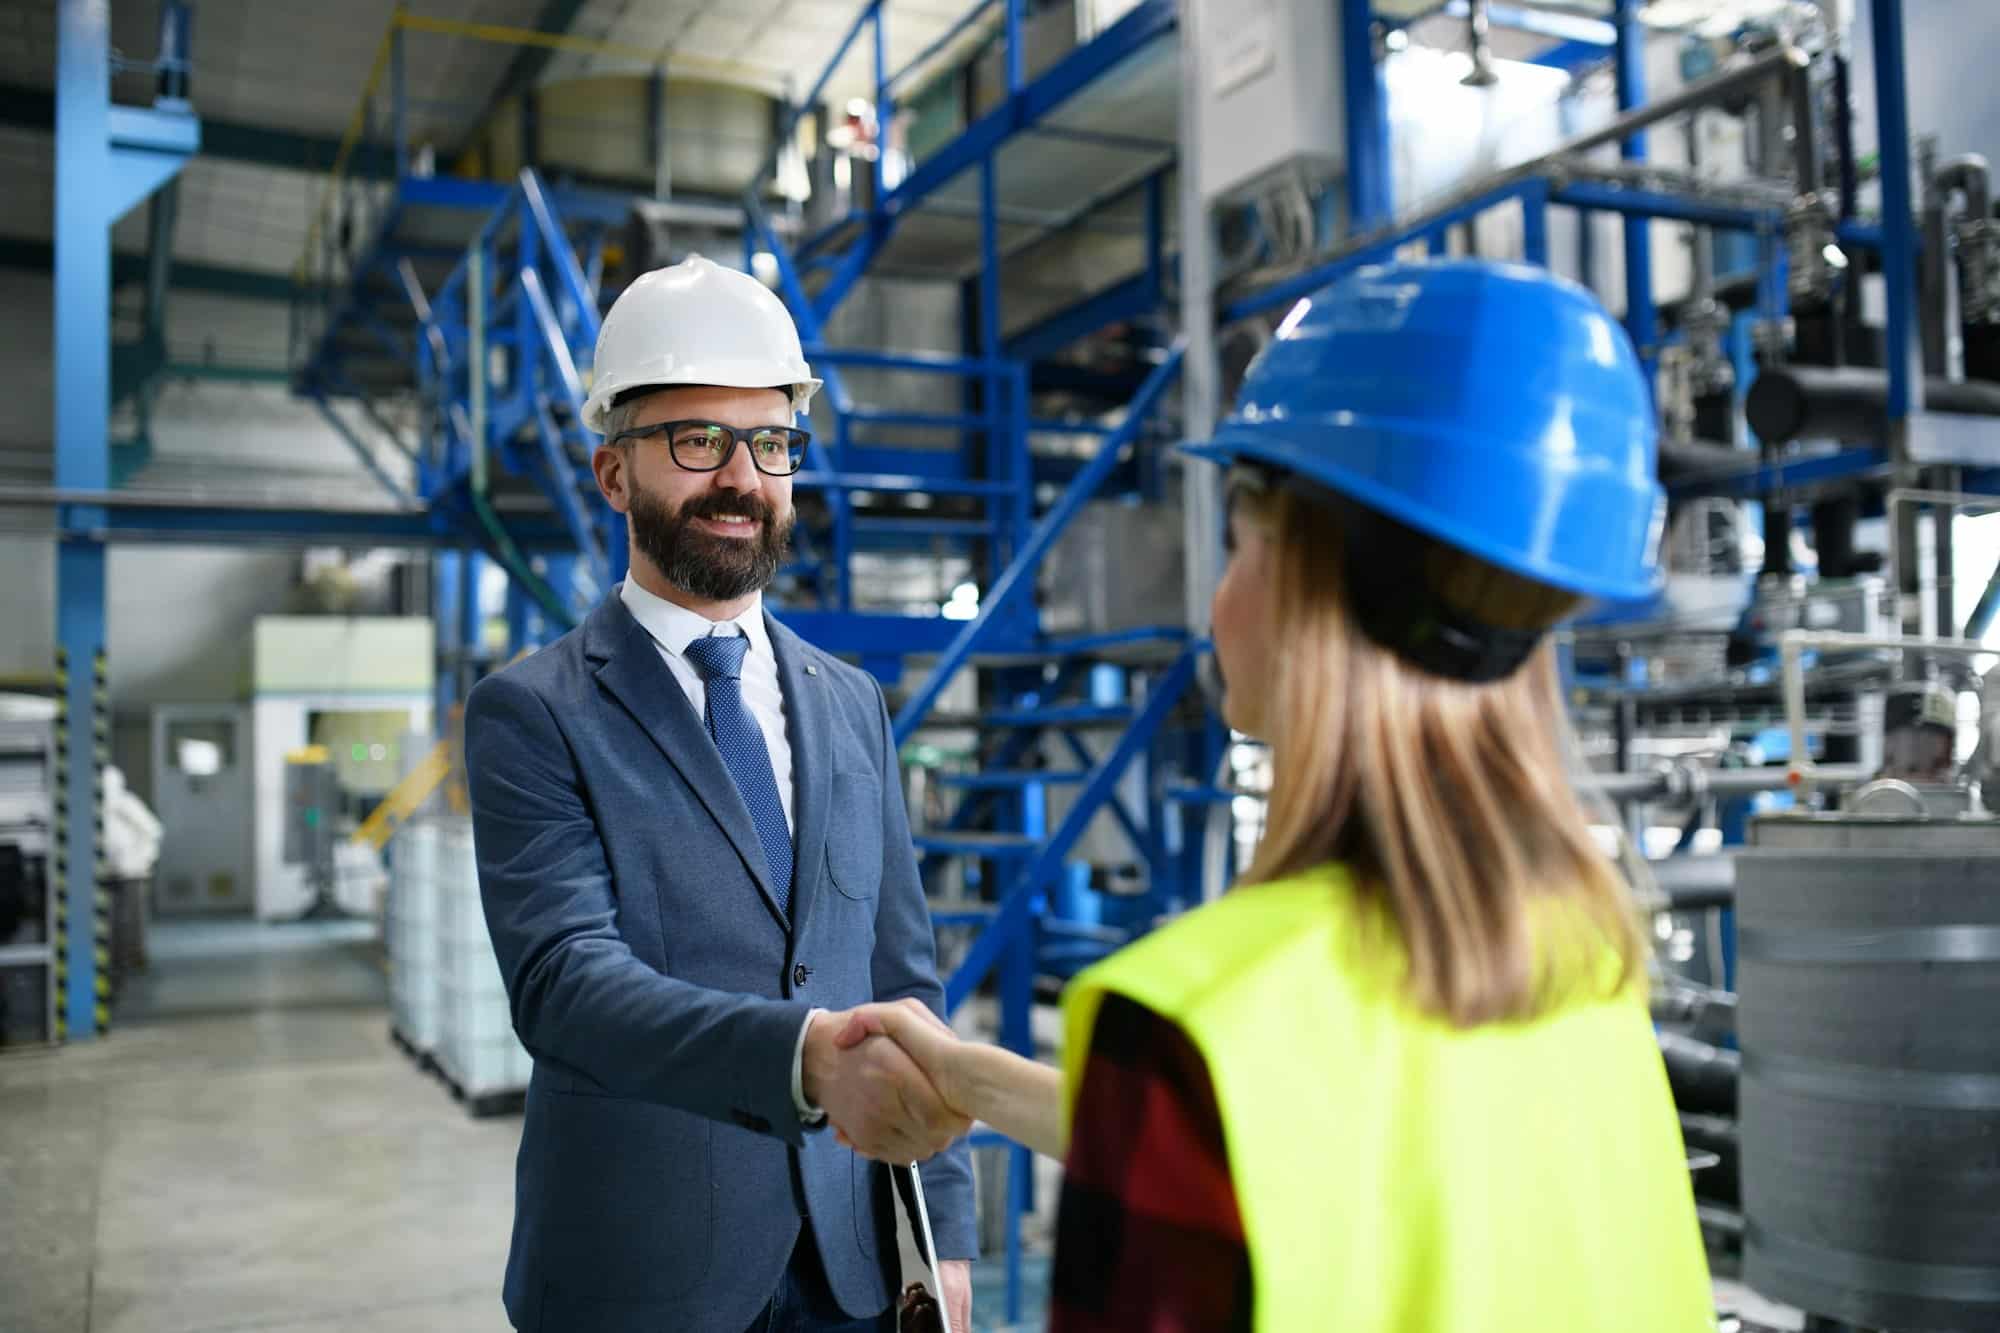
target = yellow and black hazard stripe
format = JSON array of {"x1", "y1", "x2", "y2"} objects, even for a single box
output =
[
  {"x1": 51, "y1": 646, "x2": 68, "y2": 1043},
  {"x1": 92, "y1": 649, "x2": 111, "y2": 1035}
]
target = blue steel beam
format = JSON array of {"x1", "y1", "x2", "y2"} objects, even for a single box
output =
[
  {"x1": 792, "y1": 471, "x2": 1019, "y2": 496},
  {"x1": 1614, "y1": 0, "x2": 1657, "y2": 363},
  {"x1": 1058, "y1": 729, "x2": 1161, "y2": 879},
  {"x1": 1530, "y1": 38, "x2": 1616, "y2": 72},
  {"x1": 1225, "y1": 179, "x2": 1542, "y2": 322},
  {"x1": 891, "y1": 344, "x2": 1184, "y2": 746},
  {"x1": 769, "y1": 610, "x2": 985, "y2": 656},
  {"x1": 1550, "y1": 182, "x2": 1783, "y2": 234},
  {"x1": 1343, "y1": 0, "x2": 1393, "y2": 231},
  {"x1": 54, "y1": 0, "x2": 198, "y2": 1042},
  {"x1": 52, "y1": 502, "x2": 571, "y2": 548},
  {"x1": 874, "y1": 0, "x2": 1175, "y2": 225},
  {"x1": 0, "y1": 83, "x2": 394, "y2": 176},
  {"x1": 944, "y1": 645, "x2": 1202, "y2": 1013},
  {"x1": 1869, "y1": 0, "x2": 1921, "y2": 422}
]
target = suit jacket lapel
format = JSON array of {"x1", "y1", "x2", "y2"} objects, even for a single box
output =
[
  {"x1": 767, "y1": 612, "x2": 831, "y2": 939},
  {"x1": 586, "y1": 594, "x2": 789, "y2": 929}
]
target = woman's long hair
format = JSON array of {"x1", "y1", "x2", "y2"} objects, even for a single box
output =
[{"x1": 1237, "y1": 482, "x2": 1642, "y2": 1026}]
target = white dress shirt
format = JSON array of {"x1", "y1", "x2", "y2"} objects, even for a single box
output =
[
  {"x1": 617, "y1": 578, "x2": 824, "y2": 1122},
  {"x1": 618, "y1": 578, "x2": 794, "y2": 830}
]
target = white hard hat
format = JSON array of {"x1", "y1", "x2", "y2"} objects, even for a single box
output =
[{"x1": 581, "y1": 254, "x2": 822, "y2": 435}]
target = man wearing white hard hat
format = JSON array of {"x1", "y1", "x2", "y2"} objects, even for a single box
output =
[{"x1": 464, "y1": 256, "x2": 976, "y2": 1333}]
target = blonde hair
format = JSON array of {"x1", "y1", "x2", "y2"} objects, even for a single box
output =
[{"x1": 1237, "y1": 483, "x2": 1641, "y2": 1027}]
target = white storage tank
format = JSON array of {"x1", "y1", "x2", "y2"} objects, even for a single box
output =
[
  {"x1": 433, "y1": 817, "x2": 532, "y2": 1112},
  {"x1": 387, "y1": 818, "x2": 440, "y2": 1056}
]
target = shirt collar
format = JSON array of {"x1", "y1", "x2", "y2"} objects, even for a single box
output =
[{"x1": 620, "y1": 578, "x2": 770, "y2": 662}]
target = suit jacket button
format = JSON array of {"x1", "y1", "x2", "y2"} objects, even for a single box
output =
[{"x1": 793, "y1": 963, "x2": 810, "y2": 987}]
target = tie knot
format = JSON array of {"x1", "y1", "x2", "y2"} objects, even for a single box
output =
[{"x1": 684, "y1": 633, "x2": 749, "y2": 682}]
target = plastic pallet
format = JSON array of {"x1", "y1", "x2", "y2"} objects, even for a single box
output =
[{"x1": 388, "y1": 1023, "x2": 439, "y2": 1075}]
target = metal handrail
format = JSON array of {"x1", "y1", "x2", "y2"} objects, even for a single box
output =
[
  {"x1": 943, "y1": 642, "x2": 1205, "y2": 1013},
  {"x1": 1224, "y1": 43, "x2": 1812, "y2": 324},
  {"x1": 890, "y1": 342, "x2": 1186, "y2": 747}
]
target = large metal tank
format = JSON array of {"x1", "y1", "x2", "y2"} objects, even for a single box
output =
[
  {"x1": 464, "y1": 76, "x2": 782, "y2": 198},
  {"x1": 1738, "y1": 811, "x2": 2000, "y2": 1331}
]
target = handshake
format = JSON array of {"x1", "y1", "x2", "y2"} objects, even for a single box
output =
[{"x1": 800, "y1": 998, "x2": 974, "y2": 1164}]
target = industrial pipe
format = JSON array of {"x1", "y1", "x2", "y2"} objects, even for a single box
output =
[
  {"x1": 1779, "y1": 629, "x2": 1992, "y2": 790},
  {"x1": 1965, "y1": 564, "x2": 2000, "y2": 641},
  {"x1": 1658, "y1": 1030, "x2": 1739, "y2": 1117},
  {"x1": 1555, "y1": 46, "x2": 1811, "y2": 164},
  {"x1": 1935, "y1": 153, "x2": 1993, "y2": 228},
  {"x1": 1577, "y1": 763, "x2": 1870, "y2": 805},
  {"x1": 1462, "y1": 0, "x2": 1500, "y2": 88},
  {"x1": 1744, "y1": 364, "x2": 2000, "y2": 443},
  {"x1": 1657, "y1": 436, "x2": 1748, "y2": 482}
]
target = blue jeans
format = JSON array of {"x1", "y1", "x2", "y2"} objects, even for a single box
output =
[{"x1": 744, "y1": 1231, "x2": 893, "y2": 1333}]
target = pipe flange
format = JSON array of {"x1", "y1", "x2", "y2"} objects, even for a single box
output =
[
  {"x1": 1682, "y1": 299, "x2": 1736, "y2": 395},
  {"x1": 1665, "y1": 757, "x2": 1711, "y2": 806},
  {"x1": 1785, "y1": 192, "x2": 1837, "y2": 305},
  {"x1": 1956, "y1": 216, "x2": 2000, "y2": 325}
]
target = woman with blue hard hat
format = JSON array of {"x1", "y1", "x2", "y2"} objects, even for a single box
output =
[{"x1": 834, "y1": 260, "x2": 1712, "y2": 1330}]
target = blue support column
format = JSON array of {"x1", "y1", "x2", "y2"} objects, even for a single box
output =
[
  {"x1": 1144, "y1": 171, "x2": 1166, "y2": 293},
  {"x1": 392, "y1": 23, "x2": 408, "y2": 180},
  {"x1": 54, "y1": 0, "x2": 195, "y2": 1042},
  {"x1": 506, "y1": 576, "x2": 534, "y2": 656},
  {"x1": 1614, "y1": 0, "x2": 1656, "y2": 368},
  {"x1": 871, "y1": 1, "x2": 888, "y2": 211},
  {"x1": 1004, "y1": 0, "x2": 1024, "y2": 93},
  {"x1": 434, "y1": 550, "x2": 462, "y2": 724},
  {"x1": 1521, "y1": 178, "x2": 1550, "y2": 266},
  {"x1": 1000, "y1": 779, "x2": 1045, "y2": 1326},
  {"x1": 460, "y1": 550, "x2": 486, "y2": 670},
  {"x1": 1869, "y1": 0, "x2": 1921, "y2": 423},
  {"x1": 1341, "y1": 0, "x2": 1393, "y2": 232}
]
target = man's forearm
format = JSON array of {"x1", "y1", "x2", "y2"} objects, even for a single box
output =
[{"x1": 511, "y1": 935, "x2": 812, "y2": 1140}]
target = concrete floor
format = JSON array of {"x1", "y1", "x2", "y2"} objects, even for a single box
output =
[
  {"x1": 0, "y1": 919, "x2": 1049, "y2": 1333},
  {"x1": 1, "y1": 915, "x2": 1809, "y2": 1333}
]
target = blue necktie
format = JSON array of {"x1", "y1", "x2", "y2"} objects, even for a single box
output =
[{"x1": 684, "y1": 634, "x2": 793, "y2": 916}]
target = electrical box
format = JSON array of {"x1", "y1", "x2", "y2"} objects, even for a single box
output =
[{"x1": 1191, "y1": 0, "x2": 1346, "y2": 204}]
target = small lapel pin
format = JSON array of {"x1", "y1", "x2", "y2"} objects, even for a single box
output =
[{"x1": 805, "y1": 664, "x2": 819, "y2": 676}]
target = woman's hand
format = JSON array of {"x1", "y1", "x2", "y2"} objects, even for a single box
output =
[{"x1": 831, "y1": 998, "x2": 970, "y2": 1129}]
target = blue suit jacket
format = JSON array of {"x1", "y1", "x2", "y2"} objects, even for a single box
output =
[{"x1": 463, "y1": 590, "x2": 975, "y2": 1333}]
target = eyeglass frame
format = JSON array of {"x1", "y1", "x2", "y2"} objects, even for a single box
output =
[{"x1": 605, "y1": 418, "x2": 812, "y2": 477}]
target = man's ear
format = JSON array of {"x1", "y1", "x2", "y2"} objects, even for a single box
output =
[{"x1": 592, "y1": 445, "x2": 632, "y2": 514}]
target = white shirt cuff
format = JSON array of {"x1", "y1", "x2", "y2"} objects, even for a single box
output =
[{"x1": 792, "y1": 1008, "x2": 828, "y2": 1125}]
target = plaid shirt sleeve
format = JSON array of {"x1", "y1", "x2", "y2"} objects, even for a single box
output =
[{"x1": 1049, "y1": 992, "x2": 1253, "y2": 1332}]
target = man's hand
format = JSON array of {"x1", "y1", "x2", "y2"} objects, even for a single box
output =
[
  {"x1": 832, "y1": 998, "x2": 969, "y2": 1117},
  {"x1": 802, "y1": 1007, "x2": 969, "y2": 1163},
  {"x1": 938, "y1": 1259, "x2": 972, "y2": 1333}
]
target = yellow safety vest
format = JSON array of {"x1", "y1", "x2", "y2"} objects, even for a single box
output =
[{"x1": 1063, "y1": 864, "x2": 1712, "y2": 1332}]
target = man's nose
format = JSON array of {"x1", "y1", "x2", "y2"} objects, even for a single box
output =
[{"x1": 715, "y1": 438, "x2": 763, "y2": 492}]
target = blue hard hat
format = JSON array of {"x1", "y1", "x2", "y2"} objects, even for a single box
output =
[{"x1": 1186, "y1": 260, "x2": 1664, "y2": 604}]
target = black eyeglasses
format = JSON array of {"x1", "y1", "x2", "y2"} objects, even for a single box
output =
[{"x1": 608, "y1": 419, "x2": 810, "y2": 476}]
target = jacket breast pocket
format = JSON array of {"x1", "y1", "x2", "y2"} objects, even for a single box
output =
[{"x1": 825, "y1": 771, "x2": 882, "y2": 902}]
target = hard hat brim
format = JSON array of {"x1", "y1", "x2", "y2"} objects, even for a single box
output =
[{"x1": 1181, "y1": 431, "x2": 1665, "y2": 606}]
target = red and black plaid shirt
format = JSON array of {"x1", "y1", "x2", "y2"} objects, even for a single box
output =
[{"x1": 1049, "y1": 992, "x2": 1254, "y2": 1331}]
